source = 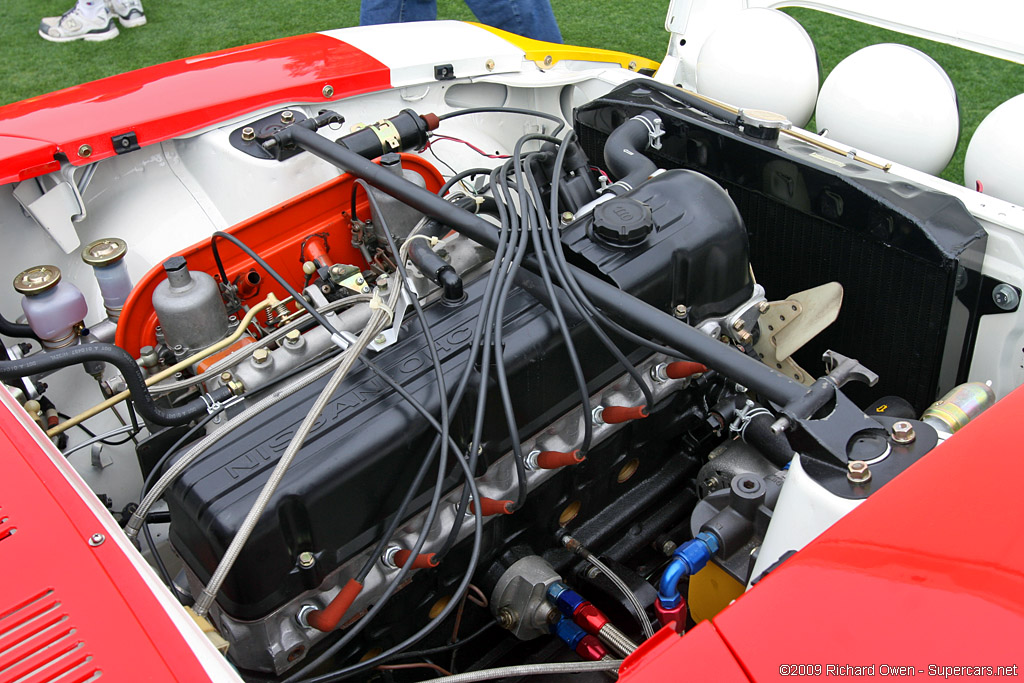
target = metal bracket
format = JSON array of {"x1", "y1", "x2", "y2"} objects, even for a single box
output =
[
  {"x1": 368, "y1": 287, "x2": 412, "y2": 352},
  {"x1": 12, "y1": 164, "x2": 87, "y2": 253}
]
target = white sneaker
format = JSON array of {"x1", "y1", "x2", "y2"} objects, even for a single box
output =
[
  {"x1": 108, "y1": 0, "x2": 147, "y2": 28},
  {"x1": 39, "y1": 3, "x2": 119, "y2": 42}
]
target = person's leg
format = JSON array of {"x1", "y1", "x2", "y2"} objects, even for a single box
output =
[
  {"x1": 360, "y1": 0, "x2": 438, "y2": 25},
  {"x1": 39, "y1": 0, "x2": 119, "y2": 42},
  {"x1": 464, "y1": 0, "x2": 562, "y2": 43}
]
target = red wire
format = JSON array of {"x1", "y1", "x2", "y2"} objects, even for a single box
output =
[{"x1": 426, "y1": 134, "x2": 511, "y2": 159}]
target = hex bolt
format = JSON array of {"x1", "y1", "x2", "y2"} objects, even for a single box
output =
[
  {"x1": 847, "y1": 460, "x2": 872, "y2": 485},
  {"x1": 376, "y1": 273, "x2": 390, "y2": 290},
  {"x1": 758, "y1": 300, "x2": 771, "y2": 314},
  {"x1": 496, "y1": 606, "x2": 518, "y2": 630},
  {"x1": 661, "y1": 539, "x2": 677, "y2": 555},
  {"x1": 560, "y1": 211, "x2": 575, "y2": 225},
  {"x1": 284, "y1": 329, "x2": 302, "y2": 346},
  {"x1": 992, "y1": 284, "x2": 1019, "y2": 311},
  {"x1": 241, "y1": 126, "x2": 255, "y2": 142},
  {"x1": 297, "y1": 551, "x2": 315, "y2": 569},
  {"x1": 737, "y1": 330, "x2": 753, "y2": 344},
  {"x1": 88, "y1": 533, "x2": 105, "y2": 547},
  {"x1": 673, "y1": 304, "x2": 687, "y2": 319},
  {"x1": 252, "y1": 348, "x2": 270, "y2": 365},
  {"x1": 732, "y1": 319, "x2": 745, "y2": 331},
  {"x1": 891, "y1": 420, "x2": 916, "y2": 444},
  {"x1": 220, "y1": 371, "x2": 233, "y2": 382},
  {"x1": 374, "y1": 334, "x2": 387, "y2": 345},
  {"x1": 281, "y1": 110, "x2": 295, "y2": 124}
]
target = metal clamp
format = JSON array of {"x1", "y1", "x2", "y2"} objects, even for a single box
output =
[{"x1": 372, "y1": 119, "x2": 402, "y2": 153}]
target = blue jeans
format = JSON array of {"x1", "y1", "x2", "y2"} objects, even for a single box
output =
[{"x1": 360, "y1": 0, "x2": 563, "y2": 43}]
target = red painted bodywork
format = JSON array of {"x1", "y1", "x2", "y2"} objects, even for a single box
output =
[
  {"x1": 0, "y1": 405, "x2": 214, "y2": 681},
  {"x1": 621, "y1": 384, "x2": 1024, "y2": 681},
  {"x1": 0, "y1": 33, "x2": 391, "y2": 184}
]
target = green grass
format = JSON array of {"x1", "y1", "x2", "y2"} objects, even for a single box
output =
[{"x1": 2, "y1": 2, "x2": 1021, "y2": 184}]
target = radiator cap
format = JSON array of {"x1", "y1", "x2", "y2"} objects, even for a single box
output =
[{"x1": 592, "y1": 197, "x2": 653, "y2": 245}]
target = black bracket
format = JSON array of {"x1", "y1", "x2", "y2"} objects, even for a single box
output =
[
  {"x1": 434, "y1": 64, "x2": 456, "y2": 81},
  {"x1": 111, "y1": 131, "x2": 140, "y2": 155}
]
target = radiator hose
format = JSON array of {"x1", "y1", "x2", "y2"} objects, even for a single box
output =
[
  {"x1": 602, "y1": 110, "x2": 661, "y2": 194},
  {"x1": 0, "y1": 343, "x2": 230, "y2": 426}
]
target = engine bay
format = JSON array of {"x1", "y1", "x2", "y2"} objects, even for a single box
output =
[{"x1": 0, "y1": 71, "x2": 1001, "y2": 682}]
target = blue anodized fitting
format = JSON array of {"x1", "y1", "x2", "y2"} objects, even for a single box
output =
[
  {"x1": 546, "y1": 580, "x2": 585, "y2": 617},
  {"x1": 657, "y1": 531, "x2": 721, "y2": 609},
  {"x1": 551, "y1": 616, "x2": 587, "y2": 650}
]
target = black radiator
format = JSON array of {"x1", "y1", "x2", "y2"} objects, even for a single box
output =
[{"x1": 575, "y1": 80, "x2": 987, "y2": 412}]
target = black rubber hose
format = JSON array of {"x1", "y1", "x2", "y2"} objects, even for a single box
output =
[
  {"x1": 278, "y1": 123, "x2": 806, "y2": 405},
  {"x1": 0, "y1": 312, "x2": 37, "y2": 340},
  {"x1": 602, "y1": 111, "x2": 660, "y2": 193},
  {"x1": 743, "y1": 411, "x2": 797, "y2": 468},
  {"x1": 407, "y1": 238, "x2": 463, "y2": 302},
  {"x1": 0, "y1": 344, "x2": 230, "y2": 426}
]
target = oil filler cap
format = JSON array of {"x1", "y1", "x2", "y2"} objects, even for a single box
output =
[{"x1": 592, "y1": 197, "x2": 653, "y2": 245}]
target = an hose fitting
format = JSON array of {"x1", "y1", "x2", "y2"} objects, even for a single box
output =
[{"x1": 656, "y1": 531, "x2": 721, "y2": 610}]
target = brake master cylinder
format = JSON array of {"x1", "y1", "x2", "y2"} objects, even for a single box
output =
[{"x1": 14, "y1": 265, "x2": 88, "y2": 349}]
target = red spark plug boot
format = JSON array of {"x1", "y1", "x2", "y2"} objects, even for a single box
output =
[
  {"x1": 655, "y1": 596, "x2": 687, "y2": 633},
  {"x1": 536, "y1": 449, "x2": 585, "y2": 469},
  {"x1": 392, "y1": 550, "x2": 439, "y2": 570},
  {"x1": 306, "y1": 578, "x2": 363, "y2": 632},
  {"x1": 665, "y1": 361, "x2": 708, "y2": 380},
  {"x1": 575, "y1": 634, "x2": 610, "y2": 661},
  {"x1": 599, "y1": 405, "x2": 649, "y2": 424},
  {"x1": 469, "y1": 497, "x2": 514, "y2": 516},
  {"x1": 301, "y1": 234, "x2": 332, "y2": 267}
]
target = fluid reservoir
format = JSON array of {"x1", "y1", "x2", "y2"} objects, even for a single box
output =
[
  {"x1": 368, "y1": 153, "x2": 427, "y2": 241},
  {"x1": 81, "y1": 237, "x2": 132, "y2": 319},
  {"x1": 14, "y1": 265, "x2": 88, "y2": 349},
  {"x1": 152, "y1": 256, "x2": 228, "y2": 352}
]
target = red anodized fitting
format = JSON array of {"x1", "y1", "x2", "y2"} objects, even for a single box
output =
[
  {"x1": 469, "y1": 497, "x2": 514, "y2": 516},
  {"x1": 392, "y1": 549, "x2": 439, "y2": 570},
  {"x1": 599, "y1": 405, "x2": 649, "y2": 424},
  {"x1": 665, "y1": 361, "x2": 708, "y2": 380},
  {"x1": 535, "y1": 449, "x2": 585, "y2": 469},
  {"x1": 572, "y1": 602, "x2": 610, "y2": 635},
  {"x1": 575, "y1": 634, "x2": 610, "y2": 661},
  {"x1": 655, "y1": 596, "x2": 687, "y2": 633}
]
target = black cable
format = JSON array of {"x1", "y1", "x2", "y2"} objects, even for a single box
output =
[
  {"x1": 0, "y1": 345, "x2": 228, "y2": 428},
  {"x1": 513, "y1": 145, "x2": 594, "y2": 457},
  {"x1": 529, "y1": 141, "x2": 655, "y2": 408},
  {"x1": 437, "y1": 106, "x2": 567, "y2": 136},
  {"x1": 142, "y1": 517, "x2": 190, "y2": 604},
  {"x1": 386, "y1": 621, "x2": 498, "y2": 661},
  {"x1": 439, "y1": 167, "x2": 492, "y2": 197},
  {"x1": 57, "y1": 412, "x2": 136, "y2": 446},
  {"x1": 140, "y1": 410, "x2": 224, "y2": 497},
  {"x1": 434, "y1": 168, "x2": 514, "y2": 560},
  {"x1": 490, "y1": 157, "x2": 533, "y2": 510}
]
